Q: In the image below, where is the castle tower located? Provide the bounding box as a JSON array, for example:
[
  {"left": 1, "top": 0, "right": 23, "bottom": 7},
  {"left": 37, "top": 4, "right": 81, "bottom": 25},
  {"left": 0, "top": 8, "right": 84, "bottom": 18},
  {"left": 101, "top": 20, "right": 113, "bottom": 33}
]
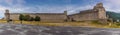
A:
[
  {"left": 64, "top": 10, "right": 68, "bottom": 21},
  {"left": 5, "top": 9, "right": 10, "bottom": 21},
  {"left": 97, "top": 3, "right": 106, "bottom": 19},
  {"left": 64, "top": 10, "right": 67, "bottom": 15},
  {"left": 94, "top": 3, "right": 107, "bottom": 23}
]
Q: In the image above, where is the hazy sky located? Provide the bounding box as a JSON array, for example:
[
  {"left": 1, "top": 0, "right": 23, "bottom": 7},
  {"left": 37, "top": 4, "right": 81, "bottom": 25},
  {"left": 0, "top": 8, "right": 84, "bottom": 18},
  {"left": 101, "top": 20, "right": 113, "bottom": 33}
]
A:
[{"left": 0, "top": 0, "right": 120, "bottom": 18}]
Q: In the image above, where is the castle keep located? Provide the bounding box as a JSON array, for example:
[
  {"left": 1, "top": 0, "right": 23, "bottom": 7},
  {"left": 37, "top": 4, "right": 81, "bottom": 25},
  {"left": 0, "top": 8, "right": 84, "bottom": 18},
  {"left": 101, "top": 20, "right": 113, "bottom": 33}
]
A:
[
  {"left": 68, "top": 3, "right": 107, "bottom": 23},
  {"left": 4, "top": 3, "right": 107, "bottom": 23}
]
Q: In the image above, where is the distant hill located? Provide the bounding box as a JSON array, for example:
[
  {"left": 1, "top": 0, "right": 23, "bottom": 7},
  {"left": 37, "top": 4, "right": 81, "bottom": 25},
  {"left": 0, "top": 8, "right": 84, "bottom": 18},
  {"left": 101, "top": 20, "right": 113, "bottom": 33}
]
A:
[{"left": 106, "top": 11, "right": 120, "bottom": 21}]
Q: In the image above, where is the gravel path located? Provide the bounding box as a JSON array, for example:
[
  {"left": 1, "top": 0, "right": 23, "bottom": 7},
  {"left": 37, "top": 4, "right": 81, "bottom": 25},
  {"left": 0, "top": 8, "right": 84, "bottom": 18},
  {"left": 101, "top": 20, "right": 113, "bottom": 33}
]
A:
[{"left": 0, "top": 24, "right": 119, "bottom": 35}]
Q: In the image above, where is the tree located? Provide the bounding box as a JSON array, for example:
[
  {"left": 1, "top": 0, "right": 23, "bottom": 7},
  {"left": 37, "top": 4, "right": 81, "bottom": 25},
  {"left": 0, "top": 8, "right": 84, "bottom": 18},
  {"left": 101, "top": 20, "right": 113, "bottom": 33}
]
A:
[
  {"left": 24, "top": 15, "right": 31, "bottom": 21},
  {"left": 30, "top": 17, "right": 34, "bottom": 21},
  {"left": 19, "top": 14, "right": 24, "bottom": 24},
  {"left": 34, "top": 16, "right": 40, "bottom": 21},
  {"left": 19, "top": 14, "right": 24, "bottom": 20}
]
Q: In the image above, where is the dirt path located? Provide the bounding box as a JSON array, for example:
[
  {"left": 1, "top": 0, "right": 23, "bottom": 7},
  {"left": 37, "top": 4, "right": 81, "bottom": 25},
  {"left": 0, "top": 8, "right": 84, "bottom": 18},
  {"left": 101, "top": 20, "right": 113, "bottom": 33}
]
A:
[{"left": 0, "top": 24, "right": 119, "bottom": 35}]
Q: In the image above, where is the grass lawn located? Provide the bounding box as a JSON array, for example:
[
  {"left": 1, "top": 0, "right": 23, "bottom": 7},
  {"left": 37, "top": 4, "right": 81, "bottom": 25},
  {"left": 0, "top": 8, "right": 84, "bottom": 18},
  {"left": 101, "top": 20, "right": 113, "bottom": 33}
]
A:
[{"left": 0, "top": 20, "right": 120, "bottom": 28}]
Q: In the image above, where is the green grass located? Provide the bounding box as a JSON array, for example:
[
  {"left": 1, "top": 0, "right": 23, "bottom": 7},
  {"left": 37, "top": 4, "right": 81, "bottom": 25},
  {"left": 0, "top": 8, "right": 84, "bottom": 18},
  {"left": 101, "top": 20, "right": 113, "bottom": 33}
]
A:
[{"left": 0, "top": 20, "right": 120, "bottom": 28}]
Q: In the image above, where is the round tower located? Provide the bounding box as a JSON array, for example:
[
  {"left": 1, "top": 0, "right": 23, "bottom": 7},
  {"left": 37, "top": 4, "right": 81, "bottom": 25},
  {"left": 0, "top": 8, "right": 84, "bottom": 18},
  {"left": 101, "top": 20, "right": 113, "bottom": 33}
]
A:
[
  {"left": 93, "top": 3, "right": 104, "bottom": 11},
  {"left": 96, "top": 3, "right": 106, "bottom": 19},
  {"left": 96, "top": 3, "right": 103, "bottom": 8},
  {"left": 64, "top": 10, "right": 67, "bottom": 15},
  {"left": 5, "top": 9, "right": 10, "bottom": 21},
  {"left": 64, "top": 10, "right": 68, "bottom": 22},
  {"left": 95, "top": 3, "right": 107, "bottom": 23}
]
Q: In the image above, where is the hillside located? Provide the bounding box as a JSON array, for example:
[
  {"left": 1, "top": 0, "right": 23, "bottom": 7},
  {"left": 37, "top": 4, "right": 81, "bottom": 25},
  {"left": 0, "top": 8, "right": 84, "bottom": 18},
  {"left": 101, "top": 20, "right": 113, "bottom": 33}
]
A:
[{"left": 106, "top": 11, "right": 120, "bottom": 21}]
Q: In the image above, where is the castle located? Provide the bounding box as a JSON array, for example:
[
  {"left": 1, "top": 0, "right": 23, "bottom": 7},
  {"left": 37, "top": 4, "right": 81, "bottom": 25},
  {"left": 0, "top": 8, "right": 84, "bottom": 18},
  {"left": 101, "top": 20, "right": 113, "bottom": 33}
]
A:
[
  {"left": 68, "top": 3, "right": 107, "bottom": 23},
  {"left": 4, "top": 3, "right": 107, "bottom": 23},
  {"left": 4, "top": 10, "right": 67, "bottom": 22}
]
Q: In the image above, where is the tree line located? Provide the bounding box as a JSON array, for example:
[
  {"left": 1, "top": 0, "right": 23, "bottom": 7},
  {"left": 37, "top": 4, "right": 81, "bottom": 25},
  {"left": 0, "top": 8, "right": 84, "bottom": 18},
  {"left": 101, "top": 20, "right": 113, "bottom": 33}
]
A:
[{"left": 19, "top": 14, "right": 40, "bottom": 21}]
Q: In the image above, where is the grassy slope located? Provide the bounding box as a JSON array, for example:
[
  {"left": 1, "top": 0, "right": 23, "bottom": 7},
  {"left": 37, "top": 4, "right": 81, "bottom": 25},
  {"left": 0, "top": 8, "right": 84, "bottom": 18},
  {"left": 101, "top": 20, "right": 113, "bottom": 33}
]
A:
[
  {"left": 2, "top": 21, "right": 118, "bottom": 28},
  {"left": 106, "top": 11, "right": 120, "bottom": 21}
]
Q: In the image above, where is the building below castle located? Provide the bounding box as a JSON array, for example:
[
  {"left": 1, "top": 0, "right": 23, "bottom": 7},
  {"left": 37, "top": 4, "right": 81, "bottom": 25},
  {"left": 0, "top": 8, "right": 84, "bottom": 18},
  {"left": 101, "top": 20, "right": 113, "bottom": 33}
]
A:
[{"left": 3, "top": 3, "right": 107, "bottom": 23}]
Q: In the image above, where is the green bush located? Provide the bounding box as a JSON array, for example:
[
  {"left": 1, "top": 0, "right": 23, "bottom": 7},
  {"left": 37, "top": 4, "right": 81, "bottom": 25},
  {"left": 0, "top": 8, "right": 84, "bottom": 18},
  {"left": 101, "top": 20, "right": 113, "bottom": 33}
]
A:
[
  {"left": 19, "top": 14, "right": 24, "bottom": 21},
  {"left": 24, "top": 15, "right": 31, "bottom": 21},
  {"left": 116, "top": 23, "right": 120, "bottom": 26},
  {"left": 34, "top": 16, "right": 40, "bottom": 21},
  {"left": 19, "top": 14, "right": 41, "bottom": 21},
  {"left": 92, "top": 20, "right": 101, "bottom": 24},
  {"left": 30, "top": 17, "right": 34, "bottom": 21}
]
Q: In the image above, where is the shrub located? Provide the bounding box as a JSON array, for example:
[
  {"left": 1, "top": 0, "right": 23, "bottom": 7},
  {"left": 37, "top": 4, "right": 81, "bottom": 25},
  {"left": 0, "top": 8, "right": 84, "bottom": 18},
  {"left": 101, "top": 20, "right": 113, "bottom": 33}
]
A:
[
  {"left": 92, "top": 20, "right": 101, "bottom": 24},
  {"left": 116, "top": 23, "right": 120, "bottom": 26},
  {"left": 34, "top": 16, "right": 40, "bottom": 21},
  {"left": 19, "top": 14, "right": 41, "bottom": 21},
  {"left": 19, "top": 14, "right": 24, "bottom": 21},
  {"left": 30, "top": 17, "right": 34, "bottom": 21},
  {"left": 24, "top": 15, "right": 31, "bottom": 21}
]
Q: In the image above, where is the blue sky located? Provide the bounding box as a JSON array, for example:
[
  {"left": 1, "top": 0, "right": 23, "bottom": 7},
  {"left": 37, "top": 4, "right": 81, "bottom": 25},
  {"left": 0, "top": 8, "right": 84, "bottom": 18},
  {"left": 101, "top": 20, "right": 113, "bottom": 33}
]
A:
[{"left": 0, "top": 0, "right": 120, "bottom": 18}]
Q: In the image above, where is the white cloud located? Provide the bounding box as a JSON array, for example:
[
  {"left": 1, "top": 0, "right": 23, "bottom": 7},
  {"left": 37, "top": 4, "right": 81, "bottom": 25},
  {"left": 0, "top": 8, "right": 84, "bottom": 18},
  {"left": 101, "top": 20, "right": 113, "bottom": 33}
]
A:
[
  {"left": 103, "top": 0, "right": 120, "bottom": 12},
  {"left": 0, "top": 0, "right": 26, "bottom": 19},
  {"left": 0, "top": 0, "right": 96, "bottom": 19},
  {"left": 67, "top": 5, "right": 94, "bottom": 14},
  {"left": 0, "top": 0, "right": 26, "bottom": 12},
  {"left": 1, "top": 0, "right": 120, "bottom": 19},
  {"left": 104, "top": 0, "right": 120, "bottom": 5},
  {"left": 4, "top": 0, "right": 25, "bottom": 6}
]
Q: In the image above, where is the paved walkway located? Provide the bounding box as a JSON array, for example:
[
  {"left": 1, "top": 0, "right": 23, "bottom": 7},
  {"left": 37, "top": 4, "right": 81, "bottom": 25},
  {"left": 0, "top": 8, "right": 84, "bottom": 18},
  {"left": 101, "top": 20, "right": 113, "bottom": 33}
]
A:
[{"left": 0, "top": 24, "right": 120, "bottom": 35}]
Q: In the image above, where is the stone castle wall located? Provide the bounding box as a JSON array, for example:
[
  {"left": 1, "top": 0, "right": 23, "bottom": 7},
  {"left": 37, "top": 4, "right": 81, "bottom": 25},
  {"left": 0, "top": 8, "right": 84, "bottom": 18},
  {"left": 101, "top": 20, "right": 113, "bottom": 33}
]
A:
[
  {"left": 69, "top": 10, "right": 99, "bottom": 21},
  {"left": 4, "top": 3, "right": 107, "bottom": 23},
  {"left": 80, "top": 12, "right": 98, "bottom": 21},
  {"left": 8, "top": 13, "right": 67, "bottom": 22},
  {"left": 68, "top": 3, "right": 107, "bottom": 22},
  {"left": 9, "top": 14, "right": 19, "bottom": 20}
]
